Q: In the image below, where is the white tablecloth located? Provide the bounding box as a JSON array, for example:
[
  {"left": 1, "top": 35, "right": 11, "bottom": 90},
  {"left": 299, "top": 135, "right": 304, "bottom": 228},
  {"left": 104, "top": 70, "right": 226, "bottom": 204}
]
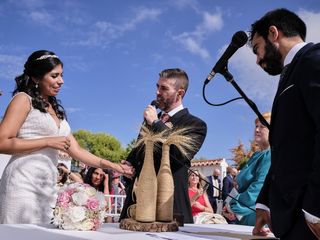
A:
[{"left": 0, "top": 223, "right": 277, "bottom": 240}]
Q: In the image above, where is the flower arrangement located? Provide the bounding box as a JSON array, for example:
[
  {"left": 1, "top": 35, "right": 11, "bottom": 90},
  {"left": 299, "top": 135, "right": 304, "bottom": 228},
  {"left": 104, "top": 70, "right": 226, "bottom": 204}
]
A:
[{"left": 53, "top": 182, "right": 106, "bottom": 231}]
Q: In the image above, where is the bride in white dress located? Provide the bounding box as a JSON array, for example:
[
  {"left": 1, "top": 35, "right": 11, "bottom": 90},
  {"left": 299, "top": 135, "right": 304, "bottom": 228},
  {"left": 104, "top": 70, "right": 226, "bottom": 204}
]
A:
[{"left": 0, "top": 50, "right": 134, "bottom": 224}]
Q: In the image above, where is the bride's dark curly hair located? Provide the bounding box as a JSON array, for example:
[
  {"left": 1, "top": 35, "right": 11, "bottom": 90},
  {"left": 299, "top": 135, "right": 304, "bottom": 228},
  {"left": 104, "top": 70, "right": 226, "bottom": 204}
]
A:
[{"left": 13, "top": 50, "right": 66, "bottom": 120}]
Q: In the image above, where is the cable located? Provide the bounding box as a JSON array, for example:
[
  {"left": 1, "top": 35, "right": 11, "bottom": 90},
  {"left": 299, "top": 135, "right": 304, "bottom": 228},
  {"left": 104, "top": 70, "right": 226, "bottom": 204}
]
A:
[{"left": 202, "top": 81, "right": 243, "bottom": 107}]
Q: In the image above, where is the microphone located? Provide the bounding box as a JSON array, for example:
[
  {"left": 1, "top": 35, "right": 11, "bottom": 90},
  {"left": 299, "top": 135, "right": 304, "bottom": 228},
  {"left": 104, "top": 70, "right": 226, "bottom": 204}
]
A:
[
  {"left": 143, "top": 100, "right": 159, "bottom": 126},
  {"left": 205, "top": 31, "right": 248, "bottom": 84},
  {"left": 150, "top": 100, "right": 159, "bottom": 109}
]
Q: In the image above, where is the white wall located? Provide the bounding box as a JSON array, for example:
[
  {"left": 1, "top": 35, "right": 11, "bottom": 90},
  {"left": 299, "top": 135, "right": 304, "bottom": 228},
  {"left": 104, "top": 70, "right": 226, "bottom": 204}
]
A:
[
  {"left": 0, "top": 154, "right": 10, "bottom": 179},
  {"left": 192, "top": 158, "right": 228, "bottom": 181}
]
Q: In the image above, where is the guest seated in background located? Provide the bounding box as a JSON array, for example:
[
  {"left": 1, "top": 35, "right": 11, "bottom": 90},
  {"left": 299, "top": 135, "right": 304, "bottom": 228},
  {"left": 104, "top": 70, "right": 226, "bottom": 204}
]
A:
[
  {"left": 105, "top": 171, "right": 126, "bottom": 223},
  {"left": 109, "top": 171, "right": 126, "bottom": 196},
  {"left": 188, "top": 169, "right": 227, "bottom": 224},
  {"left": 188, "top": 169, "right": 213, "bottom": 217},
  {"left": 56, "top": 162, "right": 83, "bottom": 187},
  {"left": 222, "top": 112, "right": 271, "bottom": 226},
  {"left": 82, "top": 167, "right": 110, "bottom": 195}
]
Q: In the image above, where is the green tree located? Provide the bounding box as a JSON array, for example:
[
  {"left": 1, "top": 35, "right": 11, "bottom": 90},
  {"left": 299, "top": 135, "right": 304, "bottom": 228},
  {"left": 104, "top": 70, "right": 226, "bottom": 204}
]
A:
[
  {"left": 124, "top": 138, "right": 137, "bottom": 157},
  {"left": 73, "top": 129, "right": 128, "bottom": 162}
]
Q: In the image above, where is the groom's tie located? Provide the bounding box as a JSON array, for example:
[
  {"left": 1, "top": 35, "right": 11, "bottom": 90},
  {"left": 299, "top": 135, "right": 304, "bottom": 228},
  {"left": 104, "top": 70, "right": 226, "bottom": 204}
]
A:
[{"left": 160, "top": 113, "right": 170, "bottom": 123}]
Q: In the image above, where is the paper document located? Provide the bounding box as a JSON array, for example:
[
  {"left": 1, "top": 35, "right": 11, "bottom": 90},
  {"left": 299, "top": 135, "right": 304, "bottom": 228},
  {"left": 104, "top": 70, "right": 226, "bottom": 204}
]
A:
[{"left": 224, "top": 188, "right": 243, "bottom": 221}]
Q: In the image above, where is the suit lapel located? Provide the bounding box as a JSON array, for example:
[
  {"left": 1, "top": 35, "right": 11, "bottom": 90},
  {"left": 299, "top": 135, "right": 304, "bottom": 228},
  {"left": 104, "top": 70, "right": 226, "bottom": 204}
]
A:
[
  {"left": 270, "top": 43, "right": 314, "bottom": 139},
  {"left": 170, "top": 108, "right": 189, "bottom": 126}
]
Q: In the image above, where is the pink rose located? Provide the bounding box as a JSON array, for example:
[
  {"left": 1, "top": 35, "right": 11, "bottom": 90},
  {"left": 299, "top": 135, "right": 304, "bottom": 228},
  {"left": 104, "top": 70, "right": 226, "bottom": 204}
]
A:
[
  {"left": 86, "top": 197, "right": 99, "bottom": 211},
  {"left": 66, "top": 188, "right": 76, "bottom": 196},
  {"left": 58, "top": 192, "right": 70, "bottom": 207},
  {"left": 92, "top": 218, "right": 101, "bottom": 231}
]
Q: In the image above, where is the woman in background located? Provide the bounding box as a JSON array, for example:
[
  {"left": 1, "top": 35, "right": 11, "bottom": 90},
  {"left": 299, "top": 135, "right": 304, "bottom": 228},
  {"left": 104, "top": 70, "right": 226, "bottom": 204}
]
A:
[
  {"left": 188, "top": 170, "right": 213, "bottom": 216},
  {"left": 188, "top": 169, "right": 227, "bottom": 224},
  {"left": 223, "top": 112, "right": 271, "bottom": 226},
  {"left": 56, "top": 162, "right": 83, "bottom": 187},
  {"left": 83, "top": 167, "right": 110, "bottom": 194}
]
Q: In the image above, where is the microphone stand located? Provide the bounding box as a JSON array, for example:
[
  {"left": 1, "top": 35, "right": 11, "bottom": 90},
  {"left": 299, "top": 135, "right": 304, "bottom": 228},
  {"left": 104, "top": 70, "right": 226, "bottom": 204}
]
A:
[{"left": 211, "top": 65, "right": 270, "bottom": 129}]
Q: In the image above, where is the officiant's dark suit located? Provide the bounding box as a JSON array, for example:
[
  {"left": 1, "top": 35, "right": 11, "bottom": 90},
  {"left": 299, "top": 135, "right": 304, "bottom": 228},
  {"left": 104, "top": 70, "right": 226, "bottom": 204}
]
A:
[
  {"left": 250, "top": 9, "right": 320, "bottom": 239},
  {"left": 119, "top": 68, "right": 207, "bottom": 224}
]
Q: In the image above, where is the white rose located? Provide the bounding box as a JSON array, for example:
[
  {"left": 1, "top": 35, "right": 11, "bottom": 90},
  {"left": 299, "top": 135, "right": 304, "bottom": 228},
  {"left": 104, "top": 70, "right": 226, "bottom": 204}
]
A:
[
  {"left": 99, "top": 211, "right": 106, "bottom": 221},
  {"left": 96, "top": 192, "right": 106, "bottom": 209},
  {"left": 61, "top": 216, "right": 76, "bottom": 230},
  {"left": 85, "top": 187, "right": 96, "bottom": 197},
  {"left": 79, "top": 219, "right": 95, "bottom": 231},
  {"left": 72, "top": 192, "right": 89, "bottom": 206},
  {"left": 68, "top": 206, "right": 86, "bottom": 223},
  {"left": 53, "top": 207, "right": 64, "bottom": 226}
]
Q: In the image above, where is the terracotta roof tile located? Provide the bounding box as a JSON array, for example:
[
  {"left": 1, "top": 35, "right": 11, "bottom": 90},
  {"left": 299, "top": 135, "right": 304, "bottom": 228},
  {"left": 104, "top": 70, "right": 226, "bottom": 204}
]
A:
[{"left": 191, "top": 158, "right": 224, "bottom": 167}]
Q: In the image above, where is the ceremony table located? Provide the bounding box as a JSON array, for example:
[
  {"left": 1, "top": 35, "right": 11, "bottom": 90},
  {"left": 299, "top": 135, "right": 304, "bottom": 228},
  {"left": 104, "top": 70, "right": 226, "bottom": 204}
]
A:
[{"left": 0, "top": 223, "right": 277, "bottom": 240}]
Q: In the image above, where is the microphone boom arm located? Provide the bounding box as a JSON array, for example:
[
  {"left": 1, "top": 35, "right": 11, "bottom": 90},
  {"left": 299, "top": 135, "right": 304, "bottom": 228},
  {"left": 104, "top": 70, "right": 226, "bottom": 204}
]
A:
[{"left": 220, "top": 67, "right": 270, "bottom": 129}]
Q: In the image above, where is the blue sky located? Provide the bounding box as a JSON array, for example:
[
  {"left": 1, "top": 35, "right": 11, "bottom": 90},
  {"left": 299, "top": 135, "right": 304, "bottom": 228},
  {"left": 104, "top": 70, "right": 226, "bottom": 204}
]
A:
[{"left": 0, "top": 0, "right": 319, "bottom": 160}]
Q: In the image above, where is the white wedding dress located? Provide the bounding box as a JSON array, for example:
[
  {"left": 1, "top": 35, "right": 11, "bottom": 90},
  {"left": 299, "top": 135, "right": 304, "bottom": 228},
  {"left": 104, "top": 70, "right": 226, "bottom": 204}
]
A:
[{"left": 0, "top": 93, "right": 71, "bottom": 223}]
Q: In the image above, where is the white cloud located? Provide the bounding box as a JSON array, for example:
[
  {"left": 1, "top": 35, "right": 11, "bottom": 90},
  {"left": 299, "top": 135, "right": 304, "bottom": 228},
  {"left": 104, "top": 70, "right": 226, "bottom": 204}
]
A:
[
  {"left": 132, "top": 7, "right": 161, "bottom": 25},
  {"left": 173, "top": 11, "right": 223, "bottom": 59},
  {"left": 0, "top": 54, "right": 25, "bottom": 81},
  {"left": 29, "top": 10, "right": 53, "bottom": 26},
  {"left": 75, "top": 7, "right": 162, "bottom": 47},
  {"left": 230, "top": 45, "right": 278, "bottom": 108},
  {"left": 65, "top": 107, "right": 82, "bottom": 114},
  {"left": 194, "top": 11, "right": 223, "bottom": 37},
  {"left": 63, "top": 55, "right": 89, "bottom": 73},
  {"left": 170, "top": 0, "right": 199, "bottom": 10},
  {"left": 6, "top": 0, "right": 86, "bottom": 32},
  {"left": 299, "top": 10, "right": 320, "bottom": 42},
  {"left": 175, "top": 37, "right": 210, "bottom": 59},
  {"left": 8, "top": 0, "right": 44, "bottom": 9}
]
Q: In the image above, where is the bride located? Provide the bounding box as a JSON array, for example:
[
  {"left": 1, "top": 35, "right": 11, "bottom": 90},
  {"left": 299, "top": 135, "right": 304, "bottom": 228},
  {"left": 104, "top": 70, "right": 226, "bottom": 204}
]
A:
[{"left": 0, "top": 50, "right": 134, "bottom": 224}]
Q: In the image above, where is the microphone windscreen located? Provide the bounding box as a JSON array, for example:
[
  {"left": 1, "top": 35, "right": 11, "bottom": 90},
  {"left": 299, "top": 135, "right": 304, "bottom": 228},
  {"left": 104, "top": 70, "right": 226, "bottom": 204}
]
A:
[{"left": 231, "top": 31, "right": 248, "bottom": 48}]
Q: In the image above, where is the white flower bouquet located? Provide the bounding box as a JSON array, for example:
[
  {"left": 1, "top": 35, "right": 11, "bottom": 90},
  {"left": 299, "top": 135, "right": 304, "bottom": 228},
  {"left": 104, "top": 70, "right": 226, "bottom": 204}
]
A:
[{"left": 53, "top": 182, "right": 106, "bottom": 231}]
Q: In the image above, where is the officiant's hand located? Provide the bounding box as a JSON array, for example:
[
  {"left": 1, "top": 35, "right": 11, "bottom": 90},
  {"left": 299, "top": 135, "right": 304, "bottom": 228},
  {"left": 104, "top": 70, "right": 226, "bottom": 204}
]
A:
[{"left": 252, "top": 209, "right": 272, "bottom": 236}]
